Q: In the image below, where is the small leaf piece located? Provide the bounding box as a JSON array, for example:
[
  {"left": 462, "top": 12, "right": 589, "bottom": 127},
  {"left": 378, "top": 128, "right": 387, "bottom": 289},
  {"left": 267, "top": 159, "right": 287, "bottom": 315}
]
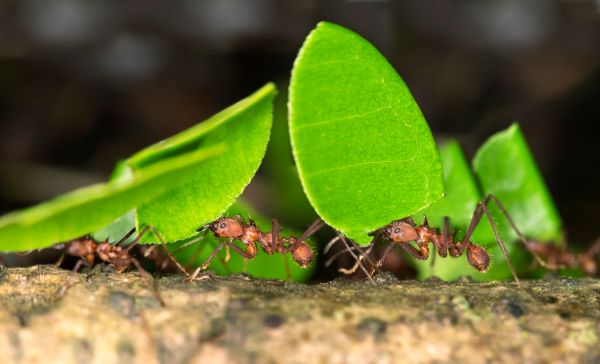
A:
[
  {"left": 473, "top": 123, "right": 562, "bottom": 243},
  {"left": 0, "top": 145, "right": 224, "bottom": 251},
  {"left": 289, "top": 22, "right": 444, "bottom": 244},
  {"left": 130, "top": 84, "right": 276, "bottom": 242}
]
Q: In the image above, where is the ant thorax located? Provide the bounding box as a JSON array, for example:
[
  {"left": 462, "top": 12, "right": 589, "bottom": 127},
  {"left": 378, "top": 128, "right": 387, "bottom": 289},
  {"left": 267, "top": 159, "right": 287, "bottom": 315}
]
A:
[
  {"left": 241, "top": 225, "right": 261, "bottom": 246},
  {"left": 415, "top": 225, "right": 439, "bottom": 245},
  {"left": 257, "top": 232, "right": 275, "bottom": 254}
]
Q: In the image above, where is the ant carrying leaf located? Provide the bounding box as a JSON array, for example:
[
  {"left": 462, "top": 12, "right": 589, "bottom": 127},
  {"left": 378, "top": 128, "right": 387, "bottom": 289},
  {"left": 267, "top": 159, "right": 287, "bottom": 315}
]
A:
[
  {"left": 326, "top": 194, "right": 600, "bottom": 285},
  {"left": 54, "top": 226, "right": 185, "bottom": 306},
  {"left": 182, "top": 216, "right": 324, "bottom": 281}
]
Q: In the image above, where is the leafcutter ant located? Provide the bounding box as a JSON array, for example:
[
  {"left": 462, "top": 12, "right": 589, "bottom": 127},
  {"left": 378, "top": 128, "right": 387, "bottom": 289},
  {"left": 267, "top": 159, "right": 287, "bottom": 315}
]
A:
[
  {"left": 55, "top": 225, "right": 185, "bottom": 306},
  {"left": 325, "top": 194, "right": 597, "bottom": 285},
  {"left": 185, "top": 216, "right": 324, "bottom": 281}
]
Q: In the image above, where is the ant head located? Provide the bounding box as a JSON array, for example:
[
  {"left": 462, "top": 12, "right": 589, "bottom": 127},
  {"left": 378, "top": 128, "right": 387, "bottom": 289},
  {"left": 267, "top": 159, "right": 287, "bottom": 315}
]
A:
[
  {"left": 291, "top": 242, "right": 313, "bottom": 268},
  {"left": 210, "top": 218, "right": 244, "bottom": 238},
  {"left": 467, "top": 244, "right": 490, "bottom": 272},
  {"left": 384, "top": 220, "right": 418, "bottom": 243}
]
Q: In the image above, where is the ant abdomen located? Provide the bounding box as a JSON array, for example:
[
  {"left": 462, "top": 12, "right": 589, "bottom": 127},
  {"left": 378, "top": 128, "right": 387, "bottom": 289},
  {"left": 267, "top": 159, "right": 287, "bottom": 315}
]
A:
[
  {"left": 466, "top": 244, "right": 490, "bottom": 272},
  {"left": 291, "top": 241, "right": 313, "bottom": 268}
]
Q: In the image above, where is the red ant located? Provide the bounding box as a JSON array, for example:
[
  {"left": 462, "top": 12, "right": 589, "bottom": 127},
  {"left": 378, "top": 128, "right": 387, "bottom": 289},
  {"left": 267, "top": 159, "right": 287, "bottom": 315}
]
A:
[
  {"left": 186, "top": 216, "right": 324, "bottom": 281},
  {"left": 521, "top": 236, "right": 600, "bottom": 276},
  {"left": 326, "top": 194, "right": 600, "bottom": 284},
  {"left": 55, "top": 226, "right": 186, "bottom": 306}
]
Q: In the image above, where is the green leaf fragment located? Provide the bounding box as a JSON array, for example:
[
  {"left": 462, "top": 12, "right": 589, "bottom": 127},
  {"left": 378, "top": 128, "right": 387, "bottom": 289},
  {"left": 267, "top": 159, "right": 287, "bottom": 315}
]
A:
[
  {"left": 473, "top": 123, "right": 562, "bottom": 243},
  {"left": 289, "top": 22, "right": 444, "bottom": 244},
  {"left": 129, "top": 83, "right": 277, "bottom": 243},
  {"left": 0, "top": 145, "right": 224, "bottom": 251}
]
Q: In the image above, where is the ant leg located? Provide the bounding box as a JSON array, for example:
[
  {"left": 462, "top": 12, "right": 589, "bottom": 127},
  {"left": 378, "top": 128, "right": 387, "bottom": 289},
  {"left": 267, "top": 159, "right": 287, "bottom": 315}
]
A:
[
  {"left": 187, "top": 240, "right": 227, "bottom": 281},
  {"left": 225, "top": 241, "right": 256, "bottom": 260},
  {"left": 149, "top": 229, "right": 211, "bottom": 258},
  {"left": 337, "top": 244, "right": 376, "bottom": 274},
  {"left": 147, "top": 226, "right": 190, "bottom": 276},
  {"left": 484, "top": 194, "right": 552, "bottom": 268},
  {"left": 339, "top": 240, "right": 380, "bottom": 275},
  {"left": 58, "top": 259, "right": 86, "bottom": 298},
  {"left": 473, "top": 201, "right": 520, "bottom": 286},
  {"left": 399, "top": 242, "right": 430, "bottom": 260},
  {"left": 135, "top": 226, "right": 190, "bottom": 277},
  {"left": 115, "top": 227, "right": 137, "bottom": 247},
  {"left": 324, "top": 242, "right": 364, "bottom": 267},
  {"left": 130, "top": 257, "right": 165, "bottom": 307},
  {"left": 347, "top": 238, "right": 379, "bottom": 269},
  {"left": 584, "top": 236, "right": 600, "bottom": 258},
  {"left": 282, "top": 254, "right": 293, "bottom": 281},
  {"left": 441, "top": 217, "right": 450, "bottom": 257},
  {"left": 271, "top": 219, "right": 292, "bottom": 280},
  {"left": 297, "top": 218, "right": 326, "bottom": 245},
  {"left": 323, "top": 236, "right": 340, "bottom": 255},
  {"left": 369, "top": 241, "right": 395, "bottom": 276},
  {"left": 224, "top": 245, "right": 231, "bottom": 263},
  {"left": 182, "top": 230, "right": 212, "bottom": 268},
  {"left": 188, "top": 237, "right": 232, "bottom": 274},
  {"left": 429, "top": 217, "right": 451, "bottom": 274},
  {"left": 272, "top": 218, "right": 281, "bottom": 253},
  {"left": 335, "top": 231, "right": 375, "bottom": 284},
  {"left": 54, "top": 252, "right": 66, "bottom": 268}
]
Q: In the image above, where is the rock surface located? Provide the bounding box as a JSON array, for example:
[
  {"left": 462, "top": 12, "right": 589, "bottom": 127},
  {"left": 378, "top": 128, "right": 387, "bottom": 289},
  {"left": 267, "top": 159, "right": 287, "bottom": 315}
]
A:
[{"left": 0, "top": 266, "right": 599, "bottom": 364}]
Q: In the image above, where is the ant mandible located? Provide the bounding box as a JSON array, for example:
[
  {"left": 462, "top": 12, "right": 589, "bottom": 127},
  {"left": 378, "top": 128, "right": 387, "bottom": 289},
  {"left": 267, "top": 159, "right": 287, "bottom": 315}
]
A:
[
  {"left": 327, "top": 194, "right": 599, "bottom": 285},
  {"left": 185, "top": 216, "right": 324, "bottom": 281}
]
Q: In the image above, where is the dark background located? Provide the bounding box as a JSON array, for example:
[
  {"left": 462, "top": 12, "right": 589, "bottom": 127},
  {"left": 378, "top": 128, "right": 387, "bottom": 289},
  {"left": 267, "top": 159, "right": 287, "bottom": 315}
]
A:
[{"left": 1, "top": 0, "right": 599, "bottom": 251}]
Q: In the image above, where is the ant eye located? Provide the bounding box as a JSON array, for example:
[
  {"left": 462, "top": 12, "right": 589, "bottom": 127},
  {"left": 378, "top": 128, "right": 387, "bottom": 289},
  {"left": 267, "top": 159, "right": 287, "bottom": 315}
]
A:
[
  {"left": 220, "top": 223, "right": 226, "bottom": 229},
  {"left": 394, "top": 228, "right": 401, "bottom": 234}
]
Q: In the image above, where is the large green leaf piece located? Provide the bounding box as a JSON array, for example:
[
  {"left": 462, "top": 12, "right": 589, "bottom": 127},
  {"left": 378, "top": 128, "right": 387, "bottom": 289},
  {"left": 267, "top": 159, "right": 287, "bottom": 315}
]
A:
[
  {"left": 0, "top": 146, "right": 224, "bottom": 251},
  {"left": 473, "top": 123, "right": 562, "bottom": 243},
  {"left": 128, "top": 83, "right": 276, "bottom": 242},
  {"left": 172, "top": 202, "right": 316, "bottom": 282},
  {"left": 289, "top": 22, "right": 444, "bottom": 244}
]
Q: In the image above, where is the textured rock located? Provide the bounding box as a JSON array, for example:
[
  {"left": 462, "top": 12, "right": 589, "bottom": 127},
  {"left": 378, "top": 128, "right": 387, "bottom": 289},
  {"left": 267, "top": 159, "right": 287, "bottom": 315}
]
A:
[{"left": 0, "top": 266, "right": 599, "bottom": 364}]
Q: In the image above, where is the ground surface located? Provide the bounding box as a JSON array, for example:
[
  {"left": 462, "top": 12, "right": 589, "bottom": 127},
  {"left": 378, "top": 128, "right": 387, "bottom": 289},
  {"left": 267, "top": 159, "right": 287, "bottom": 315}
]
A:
[{"left": 0, "top": 266, "right": 599, "bottom": 364}]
